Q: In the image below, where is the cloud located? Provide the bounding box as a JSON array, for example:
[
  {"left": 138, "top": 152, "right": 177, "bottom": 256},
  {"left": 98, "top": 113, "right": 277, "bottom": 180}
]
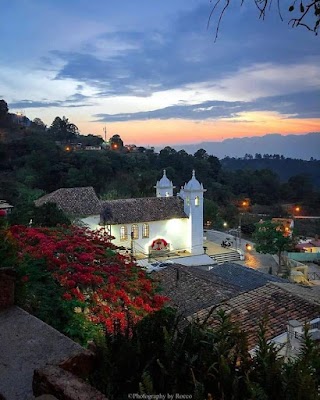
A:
[
  {"left": 94, "top": 89, "right": 320, "bottom": 122},
  {"left": 9, "top": 92, "right": 95, "bottom": 110}
]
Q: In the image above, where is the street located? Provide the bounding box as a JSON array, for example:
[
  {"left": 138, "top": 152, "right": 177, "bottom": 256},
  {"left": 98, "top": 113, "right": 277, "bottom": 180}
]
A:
[{"left": 204, "top": 229, "right": 279, "bottom": 273}]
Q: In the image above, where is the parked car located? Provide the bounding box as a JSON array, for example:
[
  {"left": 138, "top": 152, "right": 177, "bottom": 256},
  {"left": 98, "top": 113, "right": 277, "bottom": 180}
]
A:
[{"left": 145, "top": 260, "right": 174, "bottom": 273}]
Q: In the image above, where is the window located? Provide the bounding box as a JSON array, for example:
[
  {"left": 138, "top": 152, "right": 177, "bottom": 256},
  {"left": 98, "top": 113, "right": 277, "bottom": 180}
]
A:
[
  {"left": 131, "top": 224, "right": 139, "bottom": 239},
  {"left": 195, "top": 196, "right": 200, "bottom": 206},
  {"left": 186, "top": 197, "right": 190, "bottom": 206},
  {"left": 120, "top": 226, "right": 128, "bottom": 241},
  {"left": 142, "top": 223, "right": 149, "bottom": 238}
]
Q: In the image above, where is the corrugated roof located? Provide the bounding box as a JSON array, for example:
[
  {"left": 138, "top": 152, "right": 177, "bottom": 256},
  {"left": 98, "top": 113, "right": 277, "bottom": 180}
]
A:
[
  {"left": 207, "top": 263, "right": 288, "bottom": 291},
  {"left": 101, "top": 196, "right": 187, "bottom": 224},
  {"left": 35, "top": 187, "right": 102, "bottom": 217}
]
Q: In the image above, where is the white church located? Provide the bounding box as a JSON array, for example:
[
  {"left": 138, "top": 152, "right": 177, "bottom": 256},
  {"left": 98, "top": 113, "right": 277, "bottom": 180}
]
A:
[{"left": 35, "top": 170, "right": 206, "bottom": 257}]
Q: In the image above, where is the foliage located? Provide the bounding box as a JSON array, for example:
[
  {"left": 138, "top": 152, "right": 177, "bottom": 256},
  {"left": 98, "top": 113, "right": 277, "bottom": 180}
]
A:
[
  {"left": 91, "top": 308, "right": 320, "bottom": 399},
  {"left": 8, "top": 202, "right": 70, "bottom": 227},
  {"left": 0, "top": 220, "right": 17, "bottom": 268},
  {"left": 9, "top": 225, "right": 167, "bottom": 343},
  {"left": 208, "top": 0, "right": 320, "bottom": 40},
  {"left": 32, "top": 203, "right": 71, "bottom": 227},
  {"left": 48, "top": 116, "right": 79, "bottom": 141},
  {"left": 91, "top": 309, "right": 251, "bottom": 399},
  {"left": 252, "top": 220, "right": 296, "bottom": 268}
]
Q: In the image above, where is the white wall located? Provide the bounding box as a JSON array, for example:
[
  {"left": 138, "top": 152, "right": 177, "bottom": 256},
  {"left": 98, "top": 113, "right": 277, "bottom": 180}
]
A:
[{"left": 80, "top": 216, "right": 190, "bottom": 256}]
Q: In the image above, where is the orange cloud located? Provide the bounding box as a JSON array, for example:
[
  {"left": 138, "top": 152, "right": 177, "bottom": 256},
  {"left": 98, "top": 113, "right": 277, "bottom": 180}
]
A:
[{"left": 78, "top": 112, "right": 320, "bottom": 146}]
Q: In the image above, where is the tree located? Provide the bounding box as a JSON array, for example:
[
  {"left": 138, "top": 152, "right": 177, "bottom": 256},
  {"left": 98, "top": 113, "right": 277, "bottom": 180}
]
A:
[
  {"left": 31, "top": 118, "right": 47, "bottom": 132},
  {"left": 0, "top": 99, "right": 9, "bottom": 127},
  {"left": 194, "top": 148, "right": 208, "bottom": 160},
  {"left": 209, "top": 0, "right": 320, "bottom": 40},
  {"left": 252, "top": 220, "right": 296, "bottom": 271},
  {"left": 0, "top": 99, "right": 8, "bottom": 119},
  {"left": 48, "top": 116, "right": 79, "bottom": 141},
  {"left": 109, "top": 134, "right": 123, "bottom": 151}
]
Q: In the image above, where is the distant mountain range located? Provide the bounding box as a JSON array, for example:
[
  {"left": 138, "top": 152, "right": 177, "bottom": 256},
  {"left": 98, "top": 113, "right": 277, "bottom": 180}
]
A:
[{"left": 172, "top": 133, "right": 320, "bottom": 160}]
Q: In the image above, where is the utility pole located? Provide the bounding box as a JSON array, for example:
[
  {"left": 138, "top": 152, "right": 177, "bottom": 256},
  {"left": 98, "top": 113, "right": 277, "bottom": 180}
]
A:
[
  {"left": 238, "top": 213, "right": 242, "bottom": 249},
  {"left": 130, "top": 231, "right": 134, "bottom": 263}
]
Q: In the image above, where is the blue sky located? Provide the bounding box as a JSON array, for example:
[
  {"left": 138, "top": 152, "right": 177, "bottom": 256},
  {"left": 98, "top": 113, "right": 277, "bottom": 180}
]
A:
[{"left": 1, "top": 0, "right": 319, "bottom": 145}]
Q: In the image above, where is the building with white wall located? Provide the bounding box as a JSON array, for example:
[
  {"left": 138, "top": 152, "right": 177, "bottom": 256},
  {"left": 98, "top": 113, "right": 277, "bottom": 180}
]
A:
[{"left": 35, "top": 170, "right": 206, "bottom": 257}]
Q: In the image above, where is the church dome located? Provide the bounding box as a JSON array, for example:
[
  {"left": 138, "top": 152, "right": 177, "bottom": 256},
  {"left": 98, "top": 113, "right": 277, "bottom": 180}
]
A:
[
  {"left": 157, "top": 170, "right": 173, "bottom": 188},
  {"left": 185, "top": 170, "right": 202, "bottom": 191}
]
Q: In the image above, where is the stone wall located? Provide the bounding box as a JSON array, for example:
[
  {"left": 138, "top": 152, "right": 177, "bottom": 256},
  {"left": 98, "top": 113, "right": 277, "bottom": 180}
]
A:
[
  {"left": 33, "top": 365, "right": 107, "bottom": 400},
  {"left": 0, "top": 268, "right": 15, "bottom": 310},
  {"left": 33, "top": 350, "right": 108, "bottom": 400}
]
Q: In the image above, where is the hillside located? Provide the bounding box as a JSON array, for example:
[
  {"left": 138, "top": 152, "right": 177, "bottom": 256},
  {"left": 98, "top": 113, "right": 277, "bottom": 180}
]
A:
[
  {"left": 173, "top": 133, "right": 320, "bottom": 160},
  {"left": 220, "top": 157, "right": 320, "bottom": 188}
]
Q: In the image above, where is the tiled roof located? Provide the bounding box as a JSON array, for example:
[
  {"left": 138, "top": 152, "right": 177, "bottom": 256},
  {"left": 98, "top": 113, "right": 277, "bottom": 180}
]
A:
[
  {"left": 295, "top": 243, "right": 313, "bottom": 249},
  {"left": 207, "top": 263, "right": 288, "bottom": 291},
  {"left": 273, "top": 282, "right": 320, "bottom": 306},
  {"left": 192, "top": 283, "right": 320, "bottom": 349},
  {"left": 101, "top": 196, "right": 187, "bottom": 224},
  {"left": 35, "top": 187, "right": 102, "bottom": 217},
  {"left": 152, "top": 265, "right": 241, "bottom": 316}
]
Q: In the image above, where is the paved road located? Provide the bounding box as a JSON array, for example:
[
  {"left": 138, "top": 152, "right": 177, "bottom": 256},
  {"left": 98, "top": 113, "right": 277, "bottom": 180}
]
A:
[{"left": 204, "top": 229, "right": 278, "bottom": 273}]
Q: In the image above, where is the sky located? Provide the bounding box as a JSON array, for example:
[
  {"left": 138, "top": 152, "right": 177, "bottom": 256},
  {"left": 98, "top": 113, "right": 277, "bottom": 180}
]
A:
[{"left": 1, "top": 0, "right": 319, "bottom": 147}]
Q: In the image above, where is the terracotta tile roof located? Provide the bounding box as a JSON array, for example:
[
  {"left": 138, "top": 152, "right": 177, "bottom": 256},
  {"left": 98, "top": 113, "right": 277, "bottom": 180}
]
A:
[
  {"left": 192, "top": 283, "right": 320, "bottom": 349},
  {"left": 101, "top": 196, "right": 187, "bottom": 224},
  {"left": 152, "top": 265, "right": 241, "bottom": 316},
  {"left": 35, "top": 187, "right": 102, "bottom": 217},
  {"left": 273, "top": 282, "right": 320, "bottom": 306}
]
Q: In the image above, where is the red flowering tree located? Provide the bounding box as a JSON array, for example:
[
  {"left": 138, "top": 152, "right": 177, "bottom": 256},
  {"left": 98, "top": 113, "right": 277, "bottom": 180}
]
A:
[{"left": 10, "top": 225, "right": 168, "bottom": 338}]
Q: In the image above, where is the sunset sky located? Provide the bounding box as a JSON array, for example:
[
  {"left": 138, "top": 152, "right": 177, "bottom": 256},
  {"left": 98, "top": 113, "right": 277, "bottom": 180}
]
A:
[{"left": 1, "top": 0, "right": 319, "bottom": 146}]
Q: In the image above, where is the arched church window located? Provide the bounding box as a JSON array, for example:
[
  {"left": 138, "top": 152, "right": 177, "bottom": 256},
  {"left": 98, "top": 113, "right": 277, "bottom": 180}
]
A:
[
  {"left": 142, "top": 223, "right": 149, "bottom": 238},
  {"left": 186, "top": 197, "right": 190, "bottom": 206},
  {"left": 120, "top": 226, "right": 128, "bottom": 241},
  {"left": 195, "top": 196, "right": 200, "bottom": 206},
  {"left": 131, "top": 224, "right": 139, "bottom": 239}
]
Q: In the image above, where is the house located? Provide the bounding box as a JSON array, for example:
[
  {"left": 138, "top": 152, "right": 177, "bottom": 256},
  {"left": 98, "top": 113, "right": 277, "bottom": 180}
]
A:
[
  {"left": 34, "top": 170, "right": 207, "bottom": 257},
  {"left": 271, "top": 217, "right": 294, "bottom": 237},
  {"left": 0, "top": 200, "right": 14, "bottom": 216},
  {"left": 295, "top": 238, "right": 320, "bottom": 254},
  {"left": 153, "top": 263, "right": 320, "bottom": 351}
]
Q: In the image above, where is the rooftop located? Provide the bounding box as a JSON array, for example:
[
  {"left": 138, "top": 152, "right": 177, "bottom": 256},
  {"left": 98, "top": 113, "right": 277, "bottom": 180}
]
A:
[
  {"left": 152, "top": 264, "right": 241, "bottom": 316},
  {"left": 35, "top": 187, "right": 102, "bottom": 217},
  {"left": 192, "top": 283, "right": 320, "bottom": 349},
  {"left": 101, "top": 196, "right": 187, "bottom": 224},
  {"left": 206, "top": 263, "right": 288, "bottom": 292}
]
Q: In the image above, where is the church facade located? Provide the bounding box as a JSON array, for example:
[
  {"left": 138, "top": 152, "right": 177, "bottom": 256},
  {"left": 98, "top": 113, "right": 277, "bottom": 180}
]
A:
[
  {"left": 35, "top": 170, "right": 206, "bottom": 257},
  {"left": 82, "top": 170, "right": 206, "bottom": 256}
]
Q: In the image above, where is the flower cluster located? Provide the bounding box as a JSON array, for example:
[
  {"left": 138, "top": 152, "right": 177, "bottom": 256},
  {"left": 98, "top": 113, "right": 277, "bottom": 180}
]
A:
[{"left": 10, "top": 225, "right": 168, "bottom": 334}]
